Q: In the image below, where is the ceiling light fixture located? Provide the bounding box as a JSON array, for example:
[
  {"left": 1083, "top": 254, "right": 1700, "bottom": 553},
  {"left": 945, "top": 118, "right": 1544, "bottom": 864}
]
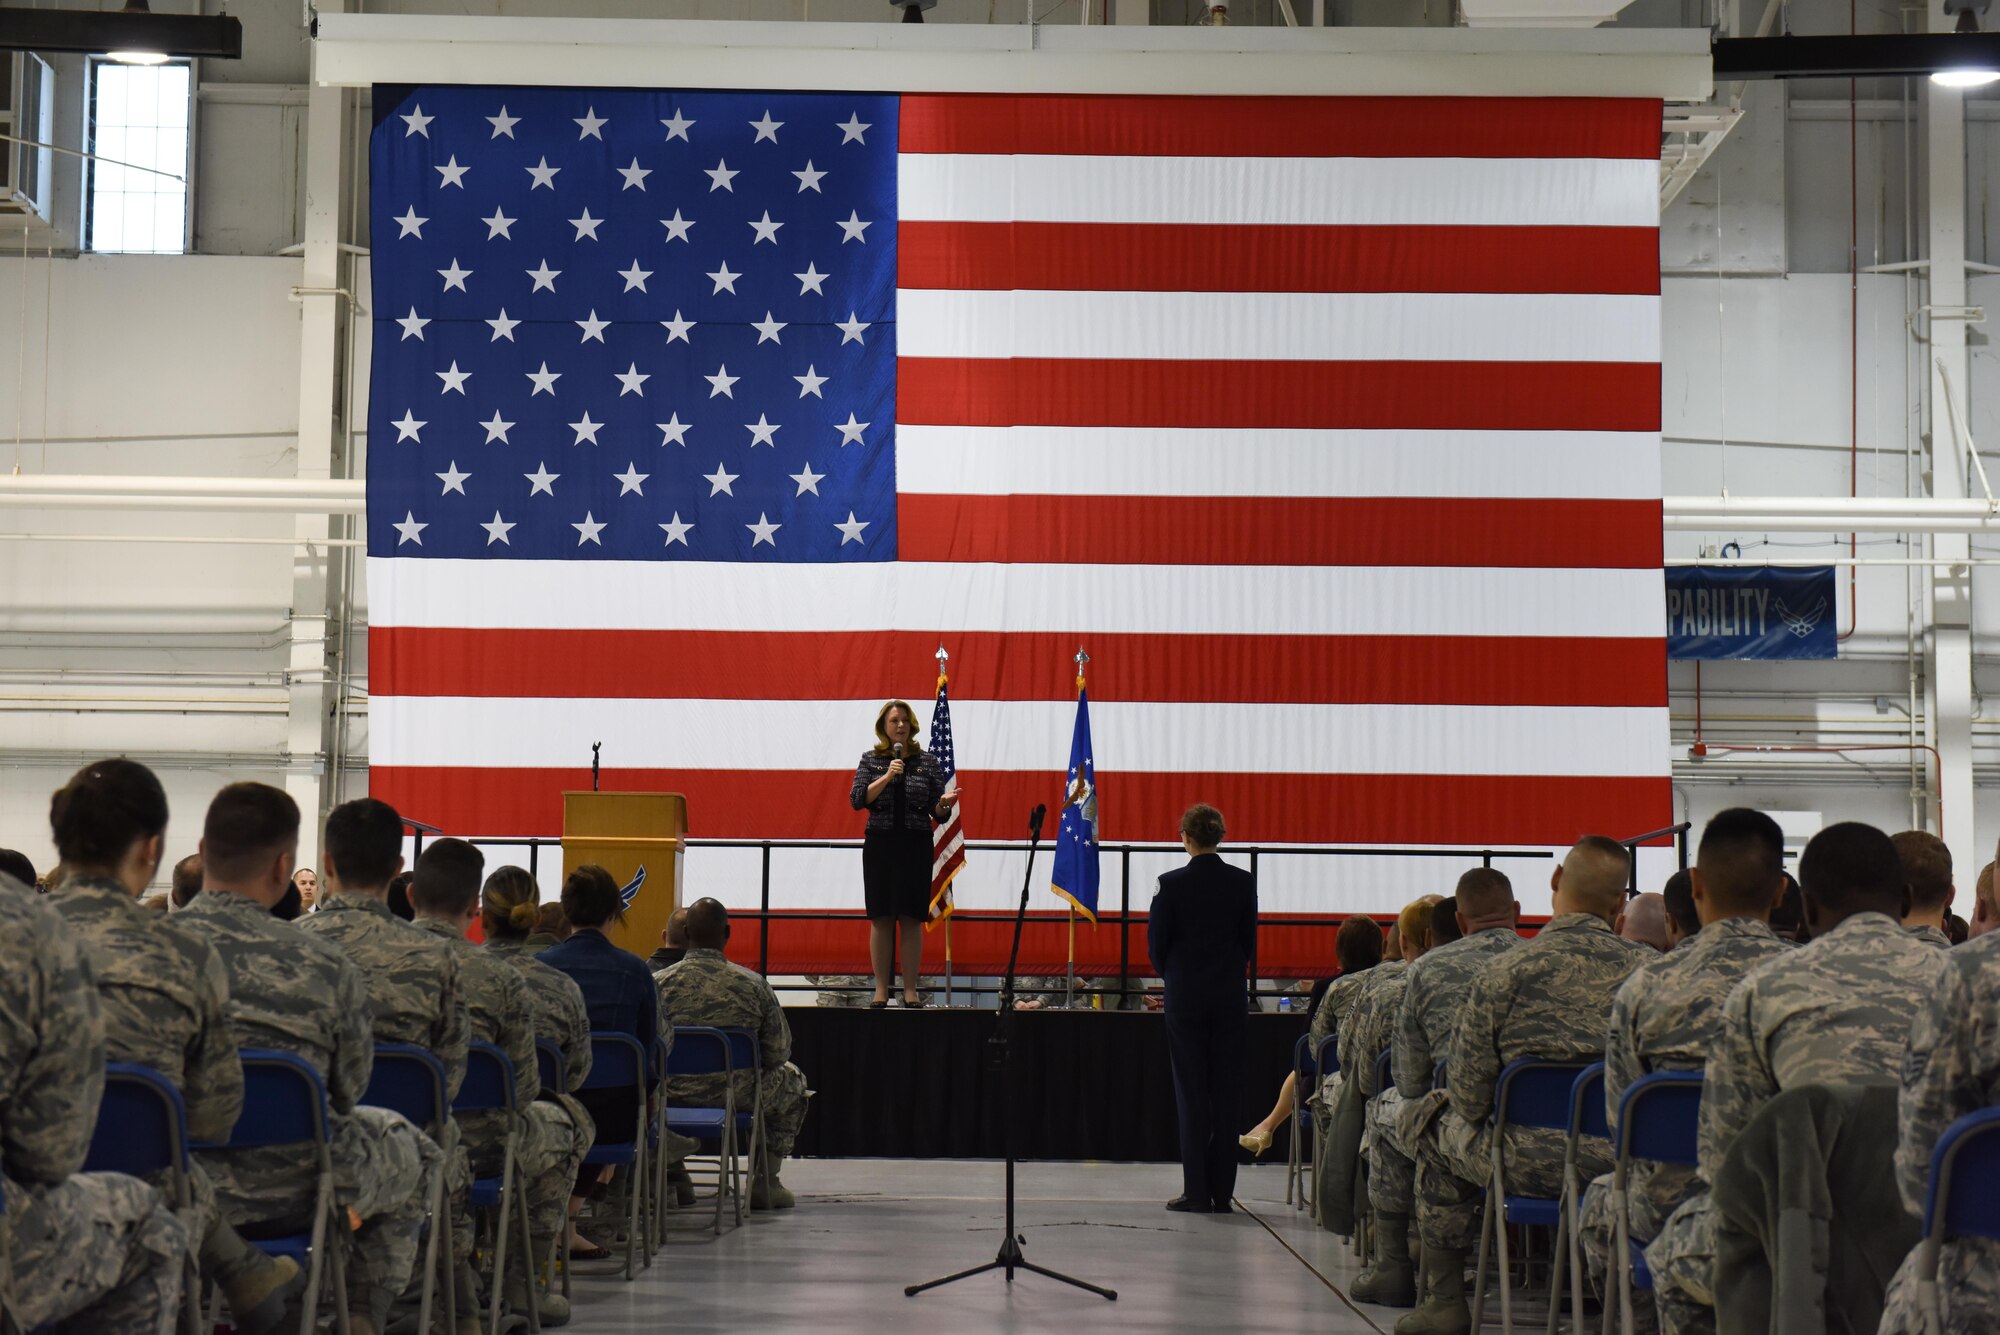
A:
[{"left": 0, "top": 0, "right": 243, "bottom": 61}]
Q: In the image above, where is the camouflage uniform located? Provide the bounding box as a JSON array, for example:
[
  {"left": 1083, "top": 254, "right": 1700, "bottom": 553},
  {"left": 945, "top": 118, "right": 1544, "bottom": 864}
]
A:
[
  {"left": 483, "top": 937, "right": 598, "bottom": 1192},
  {"left": 1879, "top": 930, "right": 2000, "bottom": 1335},
  {"left": 299, "top": 893, "right": 470, "bottom": 1100},
  {"left": 0, "top": 875, "right": 187, "bottom": 1335},
  {"left": 1576, "top": 917, "right": 1792, "bottom": 1322},
  {"left": 1646, "top": 911, "right": 1953, "bottom": 1335},
  {"left": 654, "top": 949, "right": 812, "bottom": 1157},
  {"left": 1309, "top": 969, "right": 1377, "bottom": 1061},
  {"left": 807, "top": 975, "right": 875, "bottom": 1008},
  {"left": 1908, "top": 923, "right": 1953, "bottom": 951},
  {"left": 180, "top": 890, "right": 438, "bottom": 1316},
  {"left": 1413, "top": 914, "right": 1644, "bottom": 1253},
  {"left": 1374, "top": 931, "right": 1521, "bottom": 1220},
  {"left": 1338, "top": 962, "right": 1410, "bottom": 1200},
  {"left": 411, "top": 918, "right": 588, "bottom": 1275},
  {"left": 47, "top": 876, "right": 245, "bottom": 1276}
]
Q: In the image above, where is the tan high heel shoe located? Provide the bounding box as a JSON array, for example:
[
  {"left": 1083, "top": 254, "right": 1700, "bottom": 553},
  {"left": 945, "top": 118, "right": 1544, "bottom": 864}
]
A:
[{"left": 1238, "top": 1128, "right": 1274, "bottom": 1157}]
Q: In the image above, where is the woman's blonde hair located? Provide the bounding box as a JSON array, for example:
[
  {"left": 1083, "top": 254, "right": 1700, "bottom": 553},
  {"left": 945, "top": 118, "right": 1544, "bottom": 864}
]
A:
[
  {"left": 872, "top": 699, "right": 926, "bottom": 756},
  {"left": 1397, "top": 894, "right": 1443, "bottom": 955},
  {"left": 481, "top": 864, "right": 541, "bottom": 940}
]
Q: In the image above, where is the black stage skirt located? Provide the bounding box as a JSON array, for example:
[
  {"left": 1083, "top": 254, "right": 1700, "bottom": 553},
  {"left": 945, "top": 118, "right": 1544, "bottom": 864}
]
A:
[{"left": 863, "top": 826, "right": 933, "bottom": 922}]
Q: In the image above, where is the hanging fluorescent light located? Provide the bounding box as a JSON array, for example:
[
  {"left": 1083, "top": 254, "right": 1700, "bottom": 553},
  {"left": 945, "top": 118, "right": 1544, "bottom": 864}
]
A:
[
  {"left": 0, "top": 0, "right": 242, "bottom": 61},
  {"left": 1933, "top": 6, "right": 2000, "bottom": 84}
]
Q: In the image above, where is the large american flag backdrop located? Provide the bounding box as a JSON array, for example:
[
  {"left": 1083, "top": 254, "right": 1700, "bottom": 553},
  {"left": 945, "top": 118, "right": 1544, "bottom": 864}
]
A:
[{"left": 365, "top": 85, "right": 1671, "bottom": 975}]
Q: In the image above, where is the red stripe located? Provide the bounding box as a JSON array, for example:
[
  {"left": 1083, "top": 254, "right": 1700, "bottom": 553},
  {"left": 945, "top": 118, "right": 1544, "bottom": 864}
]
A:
[
  {"left": 898, "top": 94, "right": 1662, "bottom": 160},
  {"left": 367, "top": 629, "right": 1667, "bottom": 707},
  {"left": 368, "top": 767, "right": 1671, "bottom": 847},
  {"left": 896, "top": 495, "right": 1662, "bottom": 568},
  {"left": 898, "top": 222, "right": 1661, "bottom": 296},
  {"left": 898, "top": 358, "right": 1661, "bottom": 431}
]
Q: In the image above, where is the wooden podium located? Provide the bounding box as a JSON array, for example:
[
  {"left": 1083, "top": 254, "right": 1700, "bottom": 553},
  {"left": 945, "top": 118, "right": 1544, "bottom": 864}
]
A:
[{"left": 561, "top": 791, "right": 687, "bottom": 958}]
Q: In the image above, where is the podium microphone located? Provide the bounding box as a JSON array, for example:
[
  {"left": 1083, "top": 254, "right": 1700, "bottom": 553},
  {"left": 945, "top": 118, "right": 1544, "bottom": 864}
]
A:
[{"left": 1028, "top": 803, "right": 1047, "bottom": 838}]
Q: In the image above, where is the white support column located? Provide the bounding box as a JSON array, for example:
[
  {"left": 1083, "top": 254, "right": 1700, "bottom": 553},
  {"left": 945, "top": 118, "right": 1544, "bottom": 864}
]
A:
[
  {"left": 1926, "top": 16, "right": 1977, "bottom": 870},
  {"left": 287, "top": 5, "right": 348, "bottom": 870}
]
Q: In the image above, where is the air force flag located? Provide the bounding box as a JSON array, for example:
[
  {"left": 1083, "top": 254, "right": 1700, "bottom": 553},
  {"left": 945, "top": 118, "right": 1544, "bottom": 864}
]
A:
[{"left": 1050, "top": 684, "right": 1100, "bottom": 922}]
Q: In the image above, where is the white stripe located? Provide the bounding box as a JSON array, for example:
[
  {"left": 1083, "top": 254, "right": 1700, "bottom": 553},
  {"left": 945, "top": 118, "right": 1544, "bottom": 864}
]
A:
[
  {"left": 897, "top": 154, "right": 1659, "bottom": 228},
  {"left": 369, "top": 696, "right": 1671, "bottom": 777},
  {"left": 895, "top": 427, "right": 1662, "bottom": 501},
  {"left": 368, "top": 558, "right": 1667, "bottom": 638},
  {"left": 895, "top": 290, "right": 1660, "bottom": 365}
]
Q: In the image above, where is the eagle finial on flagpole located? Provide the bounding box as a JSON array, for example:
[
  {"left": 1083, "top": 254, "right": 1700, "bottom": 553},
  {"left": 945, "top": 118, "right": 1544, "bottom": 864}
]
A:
[
  {"left": 936, "top": 642, "right": 950, "bottom": 688},
  {"left": 1074, "top": 646, "right": 1089, "bottom": 691}
]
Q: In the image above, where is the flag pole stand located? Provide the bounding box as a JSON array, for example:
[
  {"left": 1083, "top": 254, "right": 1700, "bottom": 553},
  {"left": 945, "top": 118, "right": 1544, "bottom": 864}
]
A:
[
  {"left": 905, "top": 802, "right": 1117, "bottom": 1303},
  {"left": 1065, "top": 906, "right": 1076, "bottom": 1009}
]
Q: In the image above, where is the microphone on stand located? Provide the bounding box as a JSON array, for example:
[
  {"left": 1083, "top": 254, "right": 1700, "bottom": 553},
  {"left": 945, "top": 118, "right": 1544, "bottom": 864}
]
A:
[
  {"left": 891, "top": 742, "right": 907, "bottom": 820},
  {"left": 1028, "top": 803, "right": 1047, "bottom": 839}
]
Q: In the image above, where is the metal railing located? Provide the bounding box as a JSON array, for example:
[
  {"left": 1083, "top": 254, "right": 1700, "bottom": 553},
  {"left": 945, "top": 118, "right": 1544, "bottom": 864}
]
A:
[{"left": 414, "top": 826, "right": 1575, "bottom": 1005}]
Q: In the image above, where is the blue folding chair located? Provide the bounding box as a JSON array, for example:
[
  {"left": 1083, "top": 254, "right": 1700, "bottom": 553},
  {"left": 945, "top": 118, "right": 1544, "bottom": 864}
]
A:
[
  {"left": 580, "top": 1033, "right": 649, "bottom": 1279},
  {"left": 1609, "top": 1072, "right": 1703, "bottom": 1335},
  {"left": 1912, "top": 1105, "right": 2000, "bottom": 1332},
  {"left": 724, "top": 1027, "right": 766, "bottom": 1194},
  {"left": 85, "top": 1063, "right": 202, "bottom": 1335},
  {"left": 535, "top": 1039, "right": 567, "bottom": 1096},
  {"left": 452, "top": 1041, "right": 539, "bottom": 1335},
  {"left": 1287, "top": 1034, "right": 1319, "bottom": 1209},
  {"left": 1305, "top": 1032, "right": 1341, "bottom": 1224},
  {"left": 206, "top": 1050, "right": 349, "bottom": 1335},
  {"left": 361, "top": 1044, "right": 453, "bottom": 1335},
  {"left": 1469, "top": 1059, "right": 1595, "bottom": 1335},
  {"left": 1545, "top": 1063, "right": 1608, "bottom": 1335},
  {"left": 663, "top": 1027, "right": 739, "bottom": 1234}
]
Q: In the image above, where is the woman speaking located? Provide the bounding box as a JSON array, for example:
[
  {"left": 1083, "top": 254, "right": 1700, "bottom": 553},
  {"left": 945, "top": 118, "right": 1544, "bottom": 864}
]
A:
[{"left": 849, "top": 699, "right": 960, "bottom": 1008}]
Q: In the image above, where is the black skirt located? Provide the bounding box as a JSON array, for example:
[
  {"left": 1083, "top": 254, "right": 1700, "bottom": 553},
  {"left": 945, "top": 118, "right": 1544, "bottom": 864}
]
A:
[{"left": 863, "top": 827, "right": 933, "bottom": 922}]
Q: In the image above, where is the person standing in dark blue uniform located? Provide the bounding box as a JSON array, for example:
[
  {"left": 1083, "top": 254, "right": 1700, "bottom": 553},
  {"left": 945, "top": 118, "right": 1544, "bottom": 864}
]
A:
[{"left": 1148, "top": 803, "right": 1258, "bottom": 1214}]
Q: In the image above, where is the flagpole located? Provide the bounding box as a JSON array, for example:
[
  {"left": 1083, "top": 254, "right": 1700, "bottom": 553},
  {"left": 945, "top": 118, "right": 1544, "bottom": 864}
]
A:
[
  {"left": 1066, "top": 647, "right": 1088, "bottom": 1009},
  {"left": 937, "top": 643, "right": 953, "bottom": 1008}
]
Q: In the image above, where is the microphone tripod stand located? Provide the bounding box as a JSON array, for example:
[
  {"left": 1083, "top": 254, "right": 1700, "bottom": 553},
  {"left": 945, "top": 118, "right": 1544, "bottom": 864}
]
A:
[{"left": 905, "top": 802, "right": 1118, "bottom": 1302}]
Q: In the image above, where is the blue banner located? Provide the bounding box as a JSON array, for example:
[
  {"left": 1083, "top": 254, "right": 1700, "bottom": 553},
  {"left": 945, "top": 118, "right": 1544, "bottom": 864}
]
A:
[{"left": 1666, "top": 566, "right": 1837, "bottom": 660}]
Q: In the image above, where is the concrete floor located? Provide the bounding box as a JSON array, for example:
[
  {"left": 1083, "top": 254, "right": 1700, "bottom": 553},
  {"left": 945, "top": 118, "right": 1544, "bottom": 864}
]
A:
[{"left": 562, "top": 1158, "right": 1408, "bottom": 1333}]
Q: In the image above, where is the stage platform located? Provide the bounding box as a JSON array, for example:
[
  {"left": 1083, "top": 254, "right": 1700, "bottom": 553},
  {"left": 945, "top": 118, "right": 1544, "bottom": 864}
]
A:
[{"left": 785, "top": 1007, "right": 1307, "bottom": 1162}]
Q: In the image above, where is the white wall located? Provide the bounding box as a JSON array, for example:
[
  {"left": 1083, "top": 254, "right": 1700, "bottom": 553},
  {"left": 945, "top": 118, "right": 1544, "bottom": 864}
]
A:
[{"left": 7, "top": 0, "right": 2000, "bottom": 900}]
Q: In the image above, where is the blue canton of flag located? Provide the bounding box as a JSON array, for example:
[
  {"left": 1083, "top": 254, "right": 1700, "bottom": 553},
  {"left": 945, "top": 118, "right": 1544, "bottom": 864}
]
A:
[
  {"left": 367, "top": 86, "right": 898, "bottom": 562},
  {"left": 1049, "top": 685, "right": 1099, "bottom": 922}
]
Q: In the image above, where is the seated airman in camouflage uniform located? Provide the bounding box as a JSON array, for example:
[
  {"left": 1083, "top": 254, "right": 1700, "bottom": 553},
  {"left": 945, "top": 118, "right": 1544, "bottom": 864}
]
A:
[
  {"left": 1879, "top": 905, "right": 2000, "bottom": 1335},
  {"left": 1353, "top": 871, "right": 1521, "bottom": 1310},
  {"left": 1576, "top": 810, "right": 1792, "bottom": 1331},
  {"left": 0, "top": 868, "right": 187, "bottom": 1335},
  {"left": 1894, "top": 829, "right": 1957, "bottom": 951},
  {"left": 298, "top": 798, "right": 472, "bottom": 1330},
  {"left": 409, "top": 840, "right": 588, "bottom": 1326},
  {"left": 654, "top": 898, "right": 813, "bottom": 1210},
  {"left": 1399, "top": 838, "right": 1648, "bottom": 1335},
  {"left": 1646, "top": 822, "right": 1954, "bottom": 1335},
  {"left": 44, "top": 759, "right": 301, "bottom": 1334},
  {"left": 181, "top": 784, "right": 438, "bottom": 1335}
]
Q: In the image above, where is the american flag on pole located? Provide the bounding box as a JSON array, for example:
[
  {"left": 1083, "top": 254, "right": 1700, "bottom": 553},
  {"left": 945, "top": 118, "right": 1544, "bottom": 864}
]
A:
[
  {"left": 925, "top": 663, "right": 963, "bottom": 929},
  {"left": 365, "top": 87, "right": 1670, "bottom": 972}
]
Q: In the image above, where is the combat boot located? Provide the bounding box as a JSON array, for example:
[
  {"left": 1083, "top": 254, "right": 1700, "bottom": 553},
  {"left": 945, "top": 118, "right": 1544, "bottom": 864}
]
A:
[
  {"left": 750, "top": 1147, "right": 796, "bottom": 1210},
  {"left": 667, "top": 1162, "right": 698, "bottom": 1208},
  {"left": 1393, "top": 1245, "right": 1471, "bottom": 1335},
  {"left": 1350, "top": 1213, "right": 1416, "bottom": 1307},
  {"left": 222, "top": 1255, "right": 302, "bottom": 1335},
  {"left": 504, "top": 1273, "right": 570, "bottom": 1328}
]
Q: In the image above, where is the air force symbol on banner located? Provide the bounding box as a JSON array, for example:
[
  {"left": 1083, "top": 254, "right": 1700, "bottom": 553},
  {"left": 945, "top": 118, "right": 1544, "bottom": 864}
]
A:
[{"left": 1775, "top": 596, "right": 1828, "bottom": 638}]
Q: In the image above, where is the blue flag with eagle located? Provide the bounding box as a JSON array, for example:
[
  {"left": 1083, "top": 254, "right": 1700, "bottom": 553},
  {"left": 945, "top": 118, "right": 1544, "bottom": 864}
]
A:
[{"left": 1049, "top": 683, "right": 1099, "bottom": 921}]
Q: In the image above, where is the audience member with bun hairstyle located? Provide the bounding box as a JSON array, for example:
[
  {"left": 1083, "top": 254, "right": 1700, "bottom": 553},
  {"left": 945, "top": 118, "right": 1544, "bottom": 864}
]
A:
[{"left": 536, "top": 864, "right": 668, "bottom": 1259}]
